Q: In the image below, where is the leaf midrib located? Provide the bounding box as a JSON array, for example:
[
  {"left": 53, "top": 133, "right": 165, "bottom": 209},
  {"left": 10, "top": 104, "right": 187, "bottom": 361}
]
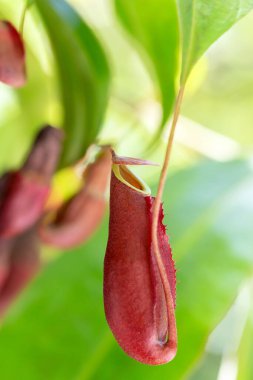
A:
[{"left": 181, "top": 0, "right": 197, "bottom": 83}]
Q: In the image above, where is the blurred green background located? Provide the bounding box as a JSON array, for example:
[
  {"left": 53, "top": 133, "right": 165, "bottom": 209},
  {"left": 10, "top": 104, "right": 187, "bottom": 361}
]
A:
[{"left": 0, "top": 0, "right": 253, "bottom": 379}]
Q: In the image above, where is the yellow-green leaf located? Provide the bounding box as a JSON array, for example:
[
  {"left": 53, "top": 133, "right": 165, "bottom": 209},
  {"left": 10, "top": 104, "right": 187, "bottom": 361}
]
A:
[{"left": 179, "top": 0, "right": 253, "bottom": 83}]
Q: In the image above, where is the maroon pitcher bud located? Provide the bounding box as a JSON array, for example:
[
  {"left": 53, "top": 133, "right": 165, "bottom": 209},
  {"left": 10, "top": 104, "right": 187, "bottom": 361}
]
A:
[
  {"left": 39, "top": 146, "right": 112, "bottom": 248},
  {"left": 103, "top": 152, "right": 177, "bottom": 365},
  {"left": 0, "top": 239, "right": 11, "bottom": 293},
  {"left": 22, "top": 126, "right": 64, "bottom": 180},
  {"left": 0, "top": 21, "right": 26, "bottom": 87},
  {"left": 0, "top": 175, "right": 12, "bottom": 291},
  {"left": 0, "top": 126, "right": 63, "bottom": 239},
  {"left": 0, "top": 228, "right": 40, "bottom": 316}
]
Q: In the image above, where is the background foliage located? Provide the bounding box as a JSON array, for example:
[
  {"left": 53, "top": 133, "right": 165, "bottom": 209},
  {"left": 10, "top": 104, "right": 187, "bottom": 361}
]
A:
[{"left": 0, "top": 0, "right": 253, "bottom": 379}]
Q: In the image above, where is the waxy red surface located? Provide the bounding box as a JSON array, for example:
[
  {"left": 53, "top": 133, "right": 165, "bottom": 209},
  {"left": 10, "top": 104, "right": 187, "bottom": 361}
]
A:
[{"left": 104, "top": 158, "right": 177, "bottom": 365}]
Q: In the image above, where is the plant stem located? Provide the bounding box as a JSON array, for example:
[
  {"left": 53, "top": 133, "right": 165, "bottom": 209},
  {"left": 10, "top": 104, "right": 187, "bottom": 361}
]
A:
[{"left": 151, "top": 86, "right": 184, "bottom": 348}]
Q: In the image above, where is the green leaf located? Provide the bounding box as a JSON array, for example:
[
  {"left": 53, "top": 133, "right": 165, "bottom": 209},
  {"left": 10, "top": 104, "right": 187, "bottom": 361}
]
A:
[
  {"left": 0, "top": 160, "right": 253, "bottom": 379},
  {"left": 114, "top": 0, "right": 180, "bottom": 135},
  {"left": 0, "top": 2, "right": 58, "bottom": 170},
  {"left": 188, "top": 352, "right": 222, "bottom": 380},
  {"left": 0, "top": 218, "right": 110, "bottom": 380},
  {"left": 237, "top": 284, "right": 253, "bottom": 380},
  {"left": 178, "top": 0, "right": 253, "bottom": 83},
  {"left": 36, "top": 0, "right": 111, "bottom": 167}
]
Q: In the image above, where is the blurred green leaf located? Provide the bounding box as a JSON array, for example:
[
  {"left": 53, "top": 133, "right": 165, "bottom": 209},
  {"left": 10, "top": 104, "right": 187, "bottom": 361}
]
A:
[
  {"left": 0, "top": 2, "right": 58, "bottom": 170},
  {"left": 0, "top": 160, "right": 253, "bottom": 379},
  {"left": 178, "top": 0, "right": 253, "bottom": 83},
  {"left": 0, "top": 56, "right": 56, "bottom": 171},
  {"left": 0, "top": 218, "right": 109, "bottom": 380},
  {"left": 237, "top": 283, "right": 253, "bottom": 380},
  {"left": 36, "top": 0, "right": 111, "bottom": 167},
  {"left": 188, "top": 352, "right": 222, "bottom": 380},
  {"left": 114, "top": 0, "right": 179, "bottom": 136}
]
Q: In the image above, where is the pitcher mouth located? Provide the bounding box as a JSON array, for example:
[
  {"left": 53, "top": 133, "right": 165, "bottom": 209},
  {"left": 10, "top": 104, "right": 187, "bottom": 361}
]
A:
[{"left": 112, "top": 164, "right": 151, "bottom": 195}]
